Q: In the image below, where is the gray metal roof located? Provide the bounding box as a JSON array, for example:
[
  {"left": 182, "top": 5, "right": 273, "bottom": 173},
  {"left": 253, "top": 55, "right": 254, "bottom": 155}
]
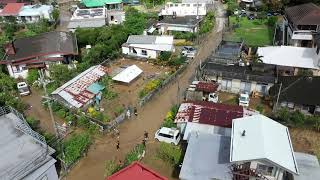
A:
[
  {"left": 0, "top": 107, "right": 55, "bottom": 180},
  {"left": 5, "top": 31, "right": 78, "bottom": 62},
  {"left": 126, "top": 35, "right": 157, "bottom": 44},
  {"left": 179, "top": 132, "right": 232, "bottom": 180},
  {"left": 67, "top": 18, "right": 106, "bottom": 29},
  {"left": 293, "top": 152, "right": 320, "bottom": 180}
]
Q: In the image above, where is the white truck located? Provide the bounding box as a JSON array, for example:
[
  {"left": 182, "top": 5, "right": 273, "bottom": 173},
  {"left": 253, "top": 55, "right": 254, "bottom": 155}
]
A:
[
  {"left": 239, "top": 93, "right": 250, "bottom": 107},
  {"left": 17, "top": 82, "right": 31, "bottom": 96}
]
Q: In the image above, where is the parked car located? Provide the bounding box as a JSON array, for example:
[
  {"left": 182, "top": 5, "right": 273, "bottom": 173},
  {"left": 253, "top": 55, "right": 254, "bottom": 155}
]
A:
[
  {"left": 239, "top": 93, "right": 250, "bottom": 107},
  {"left": 17, "top": 82, "right": 31, "bottom": 96},
  {"left": 181, "top": 46, "right": 197, "bottom": 59},
  {"left": 155, "top": 127, "right": 181, "bottom": 145},
  {"left": 208, "top": 92, "right": 219, "bottom": 103}
]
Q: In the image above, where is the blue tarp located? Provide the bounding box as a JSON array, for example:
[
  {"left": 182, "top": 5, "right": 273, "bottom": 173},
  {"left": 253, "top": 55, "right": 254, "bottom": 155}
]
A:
[{"left": 87, "top": 82, "right": 105, "bottom": 95}]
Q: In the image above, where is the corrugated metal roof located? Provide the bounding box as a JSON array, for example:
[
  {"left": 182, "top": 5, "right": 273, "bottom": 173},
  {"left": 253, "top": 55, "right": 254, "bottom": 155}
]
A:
[
  {"left": 0, "top": 3, "right": 24, "bottom": 16},
  {"left": 294, "top": 152, "right": 320, "bottom": 180},
  {"left": 52, "top": 65, "right": 108, "bottom": 108},
  {"left": 174, "top": 101, "right": 243, "bottom": 128},
  {"left": 285, "top": 3, "right": 320, "bottom": 25},
  {"left": 112, "top": 65, "right": 143, "bottom": 83},
  {"left": 230, "top": 115, "right": 299, "bottom": 175},
  {"left": 81, "top": 0, "right": 122, "bottom": 7},
  {"left": 195, "top": 81, "right": 219, "bottom": 93},
  {"left": 107, "top": 162, "right": 168, "bottom": 180},
  {"left": 179, "top": 133, "right": 232, "bottom": 180}
]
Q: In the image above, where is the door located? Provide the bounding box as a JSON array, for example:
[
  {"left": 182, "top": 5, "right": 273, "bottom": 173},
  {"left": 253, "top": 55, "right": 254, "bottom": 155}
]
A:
[{"left": 240, "top": 81, "right": 251, "bottom": 93}]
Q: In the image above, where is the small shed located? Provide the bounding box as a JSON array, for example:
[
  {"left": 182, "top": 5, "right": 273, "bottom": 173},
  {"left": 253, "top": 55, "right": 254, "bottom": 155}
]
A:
[{"left": 112, "top": 65, "right": 143, "bottom": 83}]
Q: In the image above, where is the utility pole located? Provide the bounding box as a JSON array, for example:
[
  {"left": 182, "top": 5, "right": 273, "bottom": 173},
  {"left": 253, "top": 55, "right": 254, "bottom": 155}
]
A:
[
  {"left": 39, "top": 69, "right": 67, "bottom": 175},
  {"left": 273, "top": 82, "right": 282, "bottom": 113}
]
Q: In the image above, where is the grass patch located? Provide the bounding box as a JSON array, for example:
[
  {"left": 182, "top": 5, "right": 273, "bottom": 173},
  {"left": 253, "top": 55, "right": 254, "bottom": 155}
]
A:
[{"left": 228, "top": 16, "right": 274, "bottom": 46}]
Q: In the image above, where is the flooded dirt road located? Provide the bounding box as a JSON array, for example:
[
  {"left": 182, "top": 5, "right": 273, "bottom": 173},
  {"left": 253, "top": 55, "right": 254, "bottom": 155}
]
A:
[{"left": 66, "top": 3, "right": 226, "bottom": 180}]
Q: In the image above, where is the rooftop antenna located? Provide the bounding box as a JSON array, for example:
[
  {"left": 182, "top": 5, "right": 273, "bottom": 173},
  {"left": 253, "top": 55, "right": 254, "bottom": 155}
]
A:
[{"left": 241, "top": 130, "right": 246, "bottom": 136}]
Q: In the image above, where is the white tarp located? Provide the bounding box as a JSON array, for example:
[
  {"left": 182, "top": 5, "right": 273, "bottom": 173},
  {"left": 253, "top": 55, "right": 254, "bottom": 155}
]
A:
[{"left": 112, "top": 65, "right": 143, "bottom": 83}]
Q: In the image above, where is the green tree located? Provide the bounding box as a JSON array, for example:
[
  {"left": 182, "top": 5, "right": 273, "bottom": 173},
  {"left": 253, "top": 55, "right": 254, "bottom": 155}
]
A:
[
  {"left": 26, "top": 69, "right": 39, "bottom": 84},
  {"left": 52, "top": 8, "right": 60, "bottom": 22},
  {"left": 49, "top": 64, "right": 77, "bottom": 86}
]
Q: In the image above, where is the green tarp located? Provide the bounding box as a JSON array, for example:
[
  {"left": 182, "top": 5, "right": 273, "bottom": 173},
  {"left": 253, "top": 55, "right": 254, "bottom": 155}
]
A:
[
  {"left": 81, "top": 0, "right": 122, "bottom": 7},
  {"left": 87, "top": 82, "right": 105, "bottom": 94}
]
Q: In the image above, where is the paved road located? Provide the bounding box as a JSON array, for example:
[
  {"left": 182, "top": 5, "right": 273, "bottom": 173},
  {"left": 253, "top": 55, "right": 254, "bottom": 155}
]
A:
[{"left": 66, "top": 3, "right": 226, "bottom": 180}]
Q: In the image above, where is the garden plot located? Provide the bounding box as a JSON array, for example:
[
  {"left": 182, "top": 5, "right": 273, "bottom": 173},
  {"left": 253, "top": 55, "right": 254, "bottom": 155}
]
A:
[{"left": 100, "top": 59, "right": 172, "bottom": 122}]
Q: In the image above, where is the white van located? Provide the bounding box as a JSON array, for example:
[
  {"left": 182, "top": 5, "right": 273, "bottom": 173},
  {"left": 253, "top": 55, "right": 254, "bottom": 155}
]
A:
[
  {"left": 155, "top": 127, "right": 181, "bottom": 145},
  {"left": 17, "top": 82, "right": 30, "bottom": 96}
]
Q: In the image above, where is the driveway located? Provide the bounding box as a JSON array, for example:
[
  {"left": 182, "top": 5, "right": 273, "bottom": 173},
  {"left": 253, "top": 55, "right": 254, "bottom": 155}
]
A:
[{"left": 66, "top": 2, "right": 226, "bottom": 180}]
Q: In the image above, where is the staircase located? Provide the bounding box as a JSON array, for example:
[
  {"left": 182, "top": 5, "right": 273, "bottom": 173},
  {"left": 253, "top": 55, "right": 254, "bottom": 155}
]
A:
[{"left": 230, "top": 164, "right": 270, "bottom": 180}]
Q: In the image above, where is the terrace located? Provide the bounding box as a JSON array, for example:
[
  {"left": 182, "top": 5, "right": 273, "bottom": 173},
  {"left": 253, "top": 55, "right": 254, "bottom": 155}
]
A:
[{"left": 71, "top": 7, "right": 106, "bottom": 20}]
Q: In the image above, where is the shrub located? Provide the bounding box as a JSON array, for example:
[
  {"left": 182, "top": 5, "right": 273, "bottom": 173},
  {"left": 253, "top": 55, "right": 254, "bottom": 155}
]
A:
[
  {"left": 255, "top": 104, "right": 264, "bottom": 114},
  {"left": 162, "top": 105, "right": 178, "bottom": 128},
  {"left": 63, "top": 133, "right": 91, "bottom": 166},
  {"left": 57, "top": 109, "right": 67, "bottom": 118},
  {"left": 26, "top": 116, "right": 40, "bottom": 130},
  {"left": 88, "top": 123, "right": 100, "bottom": 134},
  {"left": 105, "top": 160, "right": 122, "bottom": 177},
  {"left": 168, "top": 55, "right": 186, "bottom": 66},
  {"left": 115, "top": 106, "right": 125, "bottom": 116},
  {"left": 199, "top": 11, "right": 215, "bottom": 34},
  {"left": 157, "top": 142, "right": 182, "bottom": 166},
  {"left": 159, "top": 51, "right": 172, "bottom": 61},
  {"left": 26, "top": 69, "right": 39, "bottom": 85},
  {"left": 172, "top": 31, "right": 196, "bottom": 41},
  {"left": 65, "top": 113, "right": 76, "bottom": 123},
  {"left": 78, "top": 115, "right": 90, "bottom": 128},
  {"left": 139, "top": 79, "right": 162, "bottom": 98},
  {"left": 124, "top": 144, "right": 145, "bottom": 166}
]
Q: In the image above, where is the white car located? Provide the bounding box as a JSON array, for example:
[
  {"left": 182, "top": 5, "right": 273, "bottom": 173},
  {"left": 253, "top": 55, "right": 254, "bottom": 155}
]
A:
[
  {"left": 239, "top": 93, "right": 250, "bottom": 107},
  {"left": 181, "top": 46, "right": 197, "bottom": 59},
  {"left": 155, "top": 127, "right": 181, "bottom": 145},
  {"left": 17, "top": 82, "right": 30, "bottom": 96},
  {"left": 208, "top": 92, "right": 219, "bottom": 103}
]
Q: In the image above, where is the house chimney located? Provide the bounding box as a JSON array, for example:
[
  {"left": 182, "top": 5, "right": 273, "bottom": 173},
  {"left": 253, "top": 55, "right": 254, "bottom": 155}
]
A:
[
  {"left": 4, "top": 42, "right": 16, "bottom": 55},
  {"left": 241, "top": 130, "right": 246, "bottom": 136}
]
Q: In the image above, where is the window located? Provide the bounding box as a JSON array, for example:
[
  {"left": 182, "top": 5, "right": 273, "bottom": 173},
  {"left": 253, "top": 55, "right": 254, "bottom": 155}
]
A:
[
  {"left": 193, "top": 4, "right": 197, "bottom": 7},
  {"left": 175, "top": 132, "right": 180, "bottom": 139},
  {"left": 159, "top": 133, "right": 173, "bottom": 139},
  {"left": 256, "top": 164, "right": 274, "bottom": 176},
  {"left": 181, "top": 4, "right": 185, "bottom": 7},
  {"left": 317, "top": 47, "right": 320, "bottom": 55},
  {"left": 198, "top": 4, "right": 202, "bottom": 7},
  {"left": 170, "top": 4, "right": 173, "bottom": 7},
  {"left": 186, "top": 4, "right": 190, "bottom": 7},
  {"left": 110, "top": 16, "right": 114, "bottom": 21},
  {"left": 174, "top": 4, "right": 178, "bottom": 7},
  {"left": 141, "top": 50, "right": 147, "bottom": 56}
]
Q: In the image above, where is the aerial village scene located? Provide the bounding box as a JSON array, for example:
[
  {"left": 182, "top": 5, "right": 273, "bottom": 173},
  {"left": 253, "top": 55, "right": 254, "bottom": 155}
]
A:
[{"left": 2, "top": 0, "right": 320, "bottom": 179}]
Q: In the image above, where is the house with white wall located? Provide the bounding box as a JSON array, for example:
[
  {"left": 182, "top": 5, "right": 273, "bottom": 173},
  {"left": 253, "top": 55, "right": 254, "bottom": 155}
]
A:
[
  {"left": 0, "top": 106, "right": 58, "bottom": 180},
  {"left": 122, "top": 35, "right": 174, "bottom": 59},
  {"left": 0, "top": 31, "right": 78, "bottom": 79},
  {"left": 283, "top": 3, "right": 320, "bottom": 47},
  {"left": 0, "top": 3, "right": 53, "bottom": 23},
  {"left": 179, "top": 114, "right": 320, "bottom": 180},
  {"left": 258, "top": 45, "right": 320, "bottom": 76},
  {"left": 160, "top": 2, "right": 207, "bottom": 17}
]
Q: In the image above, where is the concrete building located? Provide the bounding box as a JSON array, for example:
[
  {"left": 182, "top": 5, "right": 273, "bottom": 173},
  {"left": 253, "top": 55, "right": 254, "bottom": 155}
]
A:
[
  {"left": 179, "top": 115, "right": 301, "bottom": 180},
  {"left": 0, "top": 106, "right": 58, "bottom": 180},
  {"left": 160, "top": 2, "right": 207, "bottom": 17},
  {"left": 201, "top": 63, "right": 275, "bottom": 95},
  {"left": 0, "top": 31, "right": 78, "bottom": 79},
  {"left": 258, "top": 46, "right": 320, "bottom": 76},
  {"left": 283, "top": 3, "right": 320, "bottom": 47},
  {"left": 156, "top": 16, "right": 203, "bottom": 34},
  {"left": 122, "top": 35, "right": 174, "bottom": 59},
  {"left": 0, "top": 3, "right": 53, "bottom": 23}
]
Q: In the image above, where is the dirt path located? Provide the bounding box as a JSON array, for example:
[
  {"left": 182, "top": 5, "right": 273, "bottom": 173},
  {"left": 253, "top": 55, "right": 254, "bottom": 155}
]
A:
[{"left": 66, "top": 3, "right": 226, "bottom": 180}]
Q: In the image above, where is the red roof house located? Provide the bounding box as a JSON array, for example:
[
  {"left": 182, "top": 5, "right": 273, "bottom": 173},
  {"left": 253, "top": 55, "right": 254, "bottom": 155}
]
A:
[
  {"left": 174, "top": 101, "right": 244, "bottom": 128},
  {"left": 107, "top": 162, "right": 168, "bottom": 180},
  {"left": 0, "top": 3, "right": 24, "bottom": 16}
]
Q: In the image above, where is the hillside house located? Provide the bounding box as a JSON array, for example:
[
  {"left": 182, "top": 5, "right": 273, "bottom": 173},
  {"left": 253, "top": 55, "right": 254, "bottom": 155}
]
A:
[
  {"left": 0, "top": 31, "right": 78, "bottom": 79},
  {"left": 122, "top": 35, "right": 174, "bottom": 59},
  {"left": 0, "top": 106, "right": 58, "bottom": 180},
  {"left": 283, "top": 3, "right": 320, "bottom": 47},
  {"left": 0, "top": 3, "right": 53, "bottom": 23},
  {"left": 258, "top": 46, "right": 320, "bottom": 76},
  {"left": 179, "top": 115, "right": 308, "bottom": 180},
  {"left": 160, "top": 2, "right": 207, "bottom": 17},
  {"left": 269, "top": 76, "right": 320, "bottom": 115},
  {"left": 201, "top": 63, "right": 275, "bottom": 95}
]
